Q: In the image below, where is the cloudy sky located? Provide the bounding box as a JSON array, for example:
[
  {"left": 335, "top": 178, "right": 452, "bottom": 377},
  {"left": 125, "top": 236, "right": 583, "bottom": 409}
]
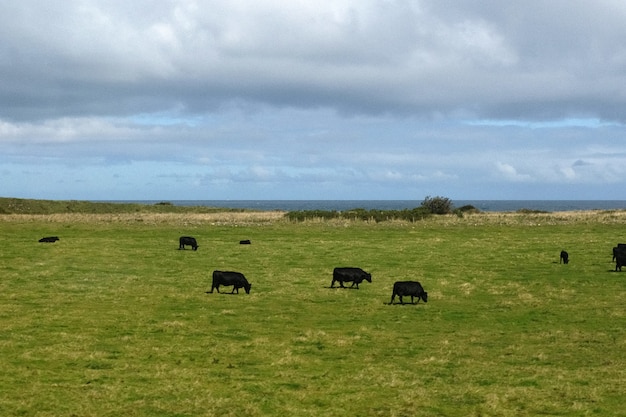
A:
[{"left": 2, "top": 1, "right": 626, "bottom": 201}]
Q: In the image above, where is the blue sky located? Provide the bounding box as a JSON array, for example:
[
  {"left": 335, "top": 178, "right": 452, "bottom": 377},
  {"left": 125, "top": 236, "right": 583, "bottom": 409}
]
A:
[{"left": 2, "top": 1, "right": 626, "bottom": 200}]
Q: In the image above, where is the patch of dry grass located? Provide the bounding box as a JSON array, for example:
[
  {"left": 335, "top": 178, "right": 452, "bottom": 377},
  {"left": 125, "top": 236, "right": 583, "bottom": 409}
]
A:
[
  {"left": 0, "top": 211, "right": 288, "bottom": 225},
  {"left": 3, "top": 208, "right": 625, "bottom": 227}
]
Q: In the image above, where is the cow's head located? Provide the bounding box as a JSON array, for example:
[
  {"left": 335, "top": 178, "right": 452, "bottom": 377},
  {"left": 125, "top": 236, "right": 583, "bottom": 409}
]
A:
[
  {"left": 244, "top": 283, "right": 252, "bottom": 294},
  {"left": 421, "top": 292, "right": 428, "bottom": 302},
  {"left": 365, "top": 273, "right": 372, "bottom": 283}
]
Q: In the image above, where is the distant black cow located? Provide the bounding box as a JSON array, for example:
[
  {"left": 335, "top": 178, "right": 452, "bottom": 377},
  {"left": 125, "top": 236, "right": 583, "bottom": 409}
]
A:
[
  {"left": 179, "top": 236, "right": 198, "bottom": 250},
  {"left": 615, "top": 248, "right": 626, "bottom": 272},
  {"left": 331, "top": 267, "right": 372, "bottom": 289},
  {"left": 38, "top": 236, "right": 59, "bottom": 243},
  {"left": 612, "top": 243, "right": 626, "bottom": 261},
  {"left": 389, "top": 281, "right": 428, "bottom": 305},
  {"left": 208, "top": 270, "right": 252, "bottom": 294},
  {"left": 560, "top": 250, "right": 569, "bottom": 264},
  {"left": 239, "top": 240, "right": 251, "bottom": 245}
]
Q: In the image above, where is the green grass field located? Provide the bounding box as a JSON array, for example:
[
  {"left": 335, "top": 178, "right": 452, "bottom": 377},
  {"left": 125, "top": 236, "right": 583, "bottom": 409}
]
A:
[{"left": 1, "top": 210, "right": 626, "bottom": 416}]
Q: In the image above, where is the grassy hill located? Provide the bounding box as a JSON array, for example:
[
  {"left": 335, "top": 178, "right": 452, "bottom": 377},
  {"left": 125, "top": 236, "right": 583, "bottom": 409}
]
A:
[{"left": 0, "top": 197, "right": 247, "bottom": 215}]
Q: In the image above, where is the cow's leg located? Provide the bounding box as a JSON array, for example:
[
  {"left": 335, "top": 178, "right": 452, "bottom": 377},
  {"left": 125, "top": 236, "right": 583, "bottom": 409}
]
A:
[
  {"left": 399, "top": 295, "right": 404, "bottom": 304},
  {"left": 330, "top": 280, "right": 336, "bottom": 288},
  {"left": 390, "top": 294, "right": 396, "bottom": 304}
]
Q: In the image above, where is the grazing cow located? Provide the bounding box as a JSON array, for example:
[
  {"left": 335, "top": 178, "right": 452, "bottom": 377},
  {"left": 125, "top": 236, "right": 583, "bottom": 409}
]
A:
[
  {"left": 331, "top": 267, "right": 372, "bottom": 289},
  {"left": 389, "top": 281, "right": 428, "bottom": 305},
  {"left": 179, "top": 236, "right": 198, "bottom": 251},
  {"left": 612, "top": 243, "right": 626, "bottom": 261},
  {"left": 560, "top": 250, "right": 569, "bottom": 264},
  {"left": 208, "top": 270, "right": 252, "bottom": 294},
  {"left": 239, "top": 240, "right": 251, "bottom": 245},
  {"left": 615, "top": 248, "right": 626, "bottom": 272},
  {"left": 38, "top": 236, "right": 59, "bottom": 243}
]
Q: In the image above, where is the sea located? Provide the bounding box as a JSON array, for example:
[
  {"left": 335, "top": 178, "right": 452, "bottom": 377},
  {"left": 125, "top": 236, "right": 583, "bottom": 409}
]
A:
[{"left": 104, "top": 200, "right": 626, "bottom": 212}]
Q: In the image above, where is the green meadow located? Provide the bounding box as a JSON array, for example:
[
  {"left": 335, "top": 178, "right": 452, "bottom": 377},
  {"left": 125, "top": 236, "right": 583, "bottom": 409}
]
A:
[{"left": 1, "top": 208, "right": 626, "bottom": 416}]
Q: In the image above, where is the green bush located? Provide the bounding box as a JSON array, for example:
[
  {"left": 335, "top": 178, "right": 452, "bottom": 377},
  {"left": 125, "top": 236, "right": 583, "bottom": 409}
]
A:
[
  {"left": 454, "top": 204, "right": 480, "bottom": 217},
  {"left": 421, "top": 195, "right": 453, "bottom": 214},
  {"left": 517, "top": 208, "right": 549, "bottom": 214},
  {"left": 285, "top": 207, "right": 432, "bottom": 222}
]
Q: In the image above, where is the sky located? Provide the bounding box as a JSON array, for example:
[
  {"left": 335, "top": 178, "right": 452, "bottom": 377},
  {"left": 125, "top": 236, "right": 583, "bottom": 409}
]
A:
[{"left": 2, "top": 1, "right": 626, "bottom": 201}]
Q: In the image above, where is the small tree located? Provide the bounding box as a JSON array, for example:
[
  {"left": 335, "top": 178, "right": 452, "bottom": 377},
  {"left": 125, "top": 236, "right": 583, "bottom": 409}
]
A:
[{"left": 421, "top": 195, "right": 453, "bottom": 214}]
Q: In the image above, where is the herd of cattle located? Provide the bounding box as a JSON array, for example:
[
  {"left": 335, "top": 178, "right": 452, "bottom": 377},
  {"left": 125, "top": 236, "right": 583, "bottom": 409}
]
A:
[
  {"left": 557, "top": 245, "right": 626, "bottom": 271},
  {"left": 187, "top": 236, "right": 427, "bottom": 304},
  {"left": 37, "top": 234, "right": 626, "bottom": 303},
  {"left": 205, "top": 265, "right": 427, "bottom": 304}
]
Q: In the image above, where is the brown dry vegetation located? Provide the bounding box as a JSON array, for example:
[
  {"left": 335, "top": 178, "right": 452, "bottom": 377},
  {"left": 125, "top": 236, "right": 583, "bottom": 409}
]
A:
[
  {"left": 2, "top": 208, "right": 625, "bottom": 226},
  {"left": 0, "top": 211, "right": 287, "bottom": 225}
]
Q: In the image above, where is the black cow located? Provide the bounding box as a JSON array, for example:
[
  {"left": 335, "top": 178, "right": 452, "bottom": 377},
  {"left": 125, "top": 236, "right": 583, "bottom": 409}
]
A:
[
  {"left": 39, "top": 236, "right": 59, "bottom": 243},
  {"left": 331, "top": 267, "right": 372, "bottom": 289},
  {"left": 208, "top": 270, "right": 252, "bottom": 294},
  {"left": 612, "top": 243, "right": 626, "bottom": 261},
  {"left": 390, "top": 281, "right": 428, "bottom": 305},
  {"left": 560, "top": 250, "right": 569, "bottom": 264},
  {"left": 179, "top": 236, "right": 198, "bottom": 251},
  {"left": 615, "top": 248, "right": 626, "bottom": 272},
  {"left": 239, "top": 240, "right": 251, "bottom": 245}
]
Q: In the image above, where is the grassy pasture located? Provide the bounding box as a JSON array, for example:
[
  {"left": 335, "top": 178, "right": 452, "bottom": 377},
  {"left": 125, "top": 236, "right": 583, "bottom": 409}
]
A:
[{"left": 1, "top": 210, "right": 626, "bottom": 416}]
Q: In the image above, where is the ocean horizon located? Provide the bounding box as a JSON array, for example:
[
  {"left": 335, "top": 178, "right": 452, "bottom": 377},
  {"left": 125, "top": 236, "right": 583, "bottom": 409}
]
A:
[{"left": 99, "top": 200, "right": 626, "bottom": 213}]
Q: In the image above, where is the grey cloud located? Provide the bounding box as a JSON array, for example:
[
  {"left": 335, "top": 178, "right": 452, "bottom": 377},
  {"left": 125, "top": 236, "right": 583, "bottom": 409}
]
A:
[{"left": 2, "top": 1, "right": 626, "bottom": 122}]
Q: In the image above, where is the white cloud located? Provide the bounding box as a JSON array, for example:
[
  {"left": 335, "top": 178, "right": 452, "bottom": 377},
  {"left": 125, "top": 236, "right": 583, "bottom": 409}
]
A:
[{"left": 495, "top": 162, "right": 533, "bottom": 182}]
